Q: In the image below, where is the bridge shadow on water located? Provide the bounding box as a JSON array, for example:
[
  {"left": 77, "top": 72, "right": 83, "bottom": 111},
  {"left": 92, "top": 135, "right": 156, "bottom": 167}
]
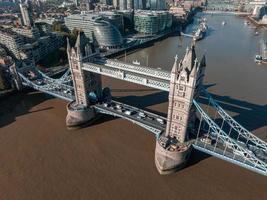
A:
[
  {"left": 197, "top": 92, "right": 267, "bottom": 138},
  {"left": 0, "top": 89, "right": 54, "bottom": 128},
  {"left": 113, "top": 90, "right": 169, "bottom": 117}
]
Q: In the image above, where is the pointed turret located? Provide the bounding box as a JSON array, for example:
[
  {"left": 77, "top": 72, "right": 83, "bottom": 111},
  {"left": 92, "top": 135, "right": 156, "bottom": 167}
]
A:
[
  {"left": 170, "top": 55, "right": 179, "bottom": 83},
  {"left": 75, "top": 31, "right": 81, "bottom": 48},
  {"left": 75, "top": 31, "right": 82, "bottom": 59},
  {"left": 190, "top": 58, "right": 198, "bottom": 77},
  {"left": 91, "top": 31, "right": 99, "bottom": 54},
  {"left": 182, "top": 44, "right": 196, "bottom": 72},
  {"left": 74, "top": 31, "right": 88, "bottom": 60},
  {"left": 67, "top": 37, "right": 71, "bottom": 54}
]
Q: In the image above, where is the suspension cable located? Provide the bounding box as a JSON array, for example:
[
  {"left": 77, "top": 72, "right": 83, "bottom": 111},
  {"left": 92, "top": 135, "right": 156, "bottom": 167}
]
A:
[
  {"left": 222, "top": 126, "right": 233, "bottom": 156},
  {"left": 213, "top": 117, "right": 225, "bottom": 152},
  {"left": 195, "top": 115, "right": 203, "bottom": 145}
]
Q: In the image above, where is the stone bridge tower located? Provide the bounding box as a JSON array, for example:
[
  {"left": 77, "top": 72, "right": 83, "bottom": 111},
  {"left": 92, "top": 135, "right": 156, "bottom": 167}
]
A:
[
  {"left": 155, "top": 44, "right": 206, "bottom": 174},
  {"left": 66, "top": 31, "right": 102, "bottom": 128}
]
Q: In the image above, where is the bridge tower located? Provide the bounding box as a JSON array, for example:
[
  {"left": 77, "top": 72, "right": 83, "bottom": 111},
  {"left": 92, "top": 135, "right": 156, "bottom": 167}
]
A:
[
  {"left": 9, "top": 62, "right": 23, "bottom": 91},
  {"left": 155, "top": 44, "right": 206, "bottom": 174},
  {"left": 66, "top": 31, "right": 102, "bottom": 128}
]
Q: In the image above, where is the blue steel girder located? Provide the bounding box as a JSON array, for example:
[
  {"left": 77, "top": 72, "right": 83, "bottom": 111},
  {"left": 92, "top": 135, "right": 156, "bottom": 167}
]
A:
[
  {"left": 192, "top": 99, "right": 267, "bottom": 176},
  {"left": 201, "top": 87, "right": 267, "bottom": 152},
  {"left": 19, "top": 73, "right": 74, "bottom": 102},
  {"left": 33, "top": 67, "right": 71, "bottom": 84}
]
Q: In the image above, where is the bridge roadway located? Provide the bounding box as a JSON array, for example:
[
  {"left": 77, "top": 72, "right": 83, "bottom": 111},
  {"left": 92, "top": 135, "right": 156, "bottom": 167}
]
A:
[
  {"left": 193, "top": 140, "right": 267, "bottom": 176},
  {"left": 94, "top": 100, "right": 166, "bottom": 137}
]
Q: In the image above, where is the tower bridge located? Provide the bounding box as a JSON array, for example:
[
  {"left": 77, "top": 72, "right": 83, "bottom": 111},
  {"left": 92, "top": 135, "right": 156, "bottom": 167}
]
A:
[{"left": 11, "top": 32, "right": 267, "bottom": 177}]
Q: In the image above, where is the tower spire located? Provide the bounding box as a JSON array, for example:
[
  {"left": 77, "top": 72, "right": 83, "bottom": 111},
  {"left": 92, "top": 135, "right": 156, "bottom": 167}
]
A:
[
  {"left": 190, "top": 58, "right": 198, "bottom": 77},
  {"left": 170, "top": 54, "right": 179, "bottom": 80},
  {"left": 67, "top": 37, "right": 71, "bottom": 53},
  {"left": 75, "top": 31, "right": 81, "bottom": 48}
]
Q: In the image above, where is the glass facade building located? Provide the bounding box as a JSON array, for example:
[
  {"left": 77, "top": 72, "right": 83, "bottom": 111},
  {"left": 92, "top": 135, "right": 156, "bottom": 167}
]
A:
[
  {"left": 65, "top": 12, "right": 124, "bottom": 49},
  {"left": 94, "top": 20, "right": 123, "bottom": 49},
  {"left": 134, "top": 11, "right": 172, "bottom": 34}
]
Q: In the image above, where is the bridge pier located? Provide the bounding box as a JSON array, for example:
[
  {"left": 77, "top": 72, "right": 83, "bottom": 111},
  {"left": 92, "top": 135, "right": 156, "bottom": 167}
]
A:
[
  {"left": 66, "top": 101, "right": 96, "bottom": 129},
  {"left": 155, "top": 136, "right": 192, "bottom": 174}
]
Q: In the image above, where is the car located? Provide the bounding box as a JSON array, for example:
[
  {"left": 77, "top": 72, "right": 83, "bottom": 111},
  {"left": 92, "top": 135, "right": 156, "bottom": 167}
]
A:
[
  {"left": 147, "top": 116, "right": 154, "bottom": 121},
  {"left": 103, "top": 103, "right": 109, "bottom": 107},
  {"left": 64, "top": 89, "right": 71, "bottom": 94},
  {"left": 233, "top": 149, "right": 254, "bottom": 157},
  {"left": 36, "top": 79, "right": 43, "bottom": 85},
  {"left": 138, "top": 112, "right": 146, "bottom": 118},
  {"left": 110, "top": 102, "right": 116, "bottom": 107},
  {"left": 156, "top": 118, "right": 165, "bottom": 125},
  {"left": 124, "top": 110, "right": 132, "bottom": 115},
  {"left": 200, "top": 137, "right": 212, "bottom": 145},
  {"left": 116, "top": 105, "right": 122, "bottom": 109}
]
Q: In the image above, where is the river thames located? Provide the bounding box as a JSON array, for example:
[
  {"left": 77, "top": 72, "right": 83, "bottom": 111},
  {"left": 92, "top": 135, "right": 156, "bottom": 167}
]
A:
[{"left": 0, "top": 13, "right": 267, "bottom": 199}]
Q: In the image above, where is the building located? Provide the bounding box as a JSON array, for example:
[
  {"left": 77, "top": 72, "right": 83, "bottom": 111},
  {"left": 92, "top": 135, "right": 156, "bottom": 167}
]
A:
[
  {"left": 80, "top": 0, "right": 94, "bottom": 11},
  {"left": 0, "top": 27, "right": 63, "bottom": 65},
  {"left": 170, "top": 5, "right": 187, "bottom": 17},
  {"left": 11, "top": 27, "right": 40, "bottom": 42},
  {"left": 119, "top": 0, "right": 127, "bottom": 10},
  {"left": 133, "top": 0, "right": 145, "bottom": 9},
  {"left": 252, "top": 4, "right": 267, "bottom": 19},
  {"left": 65, "top": 12, "right": 124, "bottom": 48},
  {"left": 74, "top": 0, "right": 79, "bottom": 6},
  {"left": 93, "top": 20, "right": 123, "bottom": 49},
  {"left": 19, "top": 2, "right": 34, "bottom": 27},
  {"left": 127, "top": 0, "right": 133, "bottom": 9},
  {"left": 134, "top": 11, "right": 172, "bottom": 34},
  {"left": 113, "top": 0, "right": 119, "bottom": 9},
  {"left": 150, "top": 0, "right": 166, "bottom": 10},
  {"left": 35, "top": 21, "right": 53, "bottom": 36},
  {"left": 100, "top": 0, "right": 112, "bottom": 5},
  {"left": 0, "top": 29, "right": 24, "bottom": 59}
]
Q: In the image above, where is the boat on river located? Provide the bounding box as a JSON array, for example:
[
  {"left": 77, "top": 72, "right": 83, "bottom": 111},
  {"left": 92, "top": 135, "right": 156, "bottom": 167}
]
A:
[
  {"left": 193, "top": 21, "right": 208, "bottom": 41},
  {"left": 255, "top": 40, "right": 267, "bottom": 64}
]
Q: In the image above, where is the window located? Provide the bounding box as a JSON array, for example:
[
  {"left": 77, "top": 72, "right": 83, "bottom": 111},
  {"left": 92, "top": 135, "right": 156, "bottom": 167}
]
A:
[
  {"left": 178, "top": 92, "right": 184, "bottom": 97},
  {"left": 180, "top": 76, "right": 185, "bottom": 81}
]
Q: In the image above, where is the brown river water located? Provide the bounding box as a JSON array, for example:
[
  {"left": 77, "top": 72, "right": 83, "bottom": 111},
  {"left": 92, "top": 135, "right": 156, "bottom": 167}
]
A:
[{"left": 0, "top": 13, "right": 267, "bottom": 200}]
